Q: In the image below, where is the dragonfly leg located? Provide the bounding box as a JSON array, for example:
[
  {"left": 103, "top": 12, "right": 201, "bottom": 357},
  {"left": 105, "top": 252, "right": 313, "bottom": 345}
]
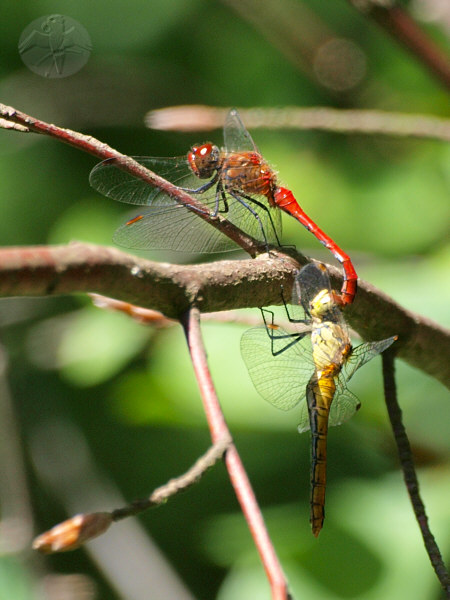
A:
[
  {"left": 279, "top": 284, "right": 309, "bottom": 325},
  {"left": 260, "top": 307, "right": 276, "bottom": 329},
  {"left": 211, "top": 181, "right": 229, "bottom": 218},
  {"left": 178, "top": 171, "right": 219, "bottom": 195},
  {"left": 260, "top": 307, "right": 307, "bottom": 356},
  {"left": 226, "top": 191, "right": 273, "bottom": 252},
  {"left": 229, "top": 190, "right": 283, "bottom": 251},
  {"left": 243, "top": 194, "right": 283, "bottom": 249}
]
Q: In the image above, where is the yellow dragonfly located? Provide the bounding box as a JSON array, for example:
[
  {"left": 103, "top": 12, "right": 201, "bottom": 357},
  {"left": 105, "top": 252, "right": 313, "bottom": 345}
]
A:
[{"left": 241, "top": 262, "right": 396, "bottom": 536}]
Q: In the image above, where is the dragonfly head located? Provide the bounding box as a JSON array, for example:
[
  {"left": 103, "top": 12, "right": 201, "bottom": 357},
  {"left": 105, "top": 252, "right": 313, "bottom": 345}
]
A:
[{"left": 187, "top": 143, "right": 220, "bottom": 179}]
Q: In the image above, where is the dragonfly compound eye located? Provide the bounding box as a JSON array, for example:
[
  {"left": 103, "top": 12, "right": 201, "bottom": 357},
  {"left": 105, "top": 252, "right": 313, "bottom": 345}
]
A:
[{"left": 187, "top": 143, "right": 220, "bottom": 179}]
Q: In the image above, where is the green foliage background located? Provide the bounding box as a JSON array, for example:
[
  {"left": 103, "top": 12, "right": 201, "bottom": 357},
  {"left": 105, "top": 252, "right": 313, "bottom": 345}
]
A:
[{"left": 0, "top": 1, "right": 448, "bottom": 599}]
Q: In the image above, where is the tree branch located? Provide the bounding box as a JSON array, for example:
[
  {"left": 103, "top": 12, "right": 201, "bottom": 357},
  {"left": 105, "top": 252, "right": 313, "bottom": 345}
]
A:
[
  {"left": 182, "top": 306, "right": 290, "bottom": 600},
  {"left": 0, "top": 243, "right": 448, "bottom": 389},
  {"left": 147, "top": 105, "right": 450, "bottom": 142},
  {"left": 382, "top": 350, "right": 450, "bottom": 594}
]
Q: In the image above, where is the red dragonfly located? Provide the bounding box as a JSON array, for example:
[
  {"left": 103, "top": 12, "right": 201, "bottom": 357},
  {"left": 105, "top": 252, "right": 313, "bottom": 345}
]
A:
[{"left": 90, "top": 109, "right": 357, "bottom": 305}]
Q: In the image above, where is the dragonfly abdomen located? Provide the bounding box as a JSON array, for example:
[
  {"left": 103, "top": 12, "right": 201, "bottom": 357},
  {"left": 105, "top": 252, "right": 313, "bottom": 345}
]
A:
[{"left": 307, "top": 373, "right": 336, "bottom": 537}]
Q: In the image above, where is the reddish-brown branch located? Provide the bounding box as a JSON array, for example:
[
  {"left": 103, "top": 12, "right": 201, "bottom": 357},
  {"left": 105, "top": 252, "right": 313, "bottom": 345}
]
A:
[
  {"left": 348, "top": 1, "right": 450, "bottom": 89},
  {"left": 91, "top": 294, "right": 269, "bottom": 328},
  {"left": 181, "top": 307, "right": 290, "bottom": 600},
  {"left": 382, "top": 350, "right": 450, "bottom": 594},
  {"left": 89, "top": 294, "right": 177, "bottom": 327}
]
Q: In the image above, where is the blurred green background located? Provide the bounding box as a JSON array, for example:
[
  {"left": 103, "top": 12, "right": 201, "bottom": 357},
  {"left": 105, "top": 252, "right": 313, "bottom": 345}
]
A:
[{"left": 0, "top": 1, "right": 449, "bottom": 599}]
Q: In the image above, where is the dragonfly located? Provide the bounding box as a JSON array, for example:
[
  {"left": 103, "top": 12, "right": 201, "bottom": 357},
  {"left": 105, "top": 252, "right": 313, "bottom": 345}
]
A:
[
  {"left": 240, "top": 262, "right": 396, "bottom": 536},
  {"left": 90, "top": 109, "right": 357, "bottom": 305}
]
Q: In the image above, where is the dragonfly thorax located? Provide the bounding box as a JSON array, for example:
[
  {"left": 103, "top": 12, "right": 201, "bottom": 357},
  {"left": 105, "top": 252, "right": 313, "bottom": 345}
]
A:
[
  {"left": 311, "top": 322, "right": 351, "bottom": 373},
  {"left": 187, "top": 143, "right": 220, "bottom": 179},
  {"left": 221, "top": 151, "right": 277, "bottom": 201}
]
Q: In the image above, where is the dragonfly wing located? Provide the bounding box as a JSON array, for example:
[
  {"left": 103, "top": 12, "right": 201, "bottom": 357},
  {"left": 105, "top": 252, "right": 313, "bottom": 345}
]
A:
[
  {"left": 92, "top": 156, "right": 281, "bottom": 250},
  {"left": 297, "top": 398, "right": 310, "bottom": 433},
  {"left": 241, "top": 326, "right": 314, "bottom": 411},
  {"left": 328, "top": 387, "right": 360, "bottom": 427},
  {"left": 283, "top": 271, "right": 310, "bottom": 323},
  {"left": 224, "top": 192, "right": 282, "bottom": 246},
  {"left": 112, "top": 184, "right": 282, "bottom": 252},
  {"left": 89, "top": 157, "right": 197, "bottom": 206},
  {"left": 223, "top": 109, "right": 257, "bottom": 153},
  {"left": 298, "top": 382, "right": 360, "bottom": 433},
  {"left": 113, "top": 205, "right": 239, "bottom": 253},
  {"left": 344, "top": 336, "right": 397, "bottom": 382}
]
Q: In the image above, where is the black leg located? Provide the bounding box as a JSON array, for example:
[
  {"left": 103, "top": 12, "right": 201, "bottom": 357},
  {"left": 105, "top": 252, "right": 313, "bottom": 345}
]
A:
[
  {"left": 178, "top": 171, "right": 219, "bottom": 194},
  {"left": 260, "top": 307, "right": 308, "bottom": 356},
  {"left": 228, "top": 191, "right": 272, "bottom": 252}
]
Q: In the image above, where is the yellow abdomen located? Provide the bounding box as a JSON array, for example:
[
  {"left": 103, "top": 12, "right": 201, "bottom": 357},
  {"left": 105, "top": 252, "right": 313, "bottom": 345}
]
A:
[{"left": 307, "top": 373, "right": 336, "bottom": 537}]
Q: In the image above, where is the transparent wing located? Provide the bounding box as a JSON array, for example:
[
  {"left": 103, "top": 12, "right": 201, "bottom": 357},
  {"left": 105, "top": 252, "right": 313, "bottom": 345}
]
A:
[
  {"left": 328, "top": 387, "right": 360, "bottom": 426},
  {"left": 240, "top": 326, "right": 315, "bottom": 411},
  {"left": 343, "top": 336, "right": 397, "bottom": 382},
  {"left": 297, "top": 398, "right": 310, "bottom": 433},
  {"left": 296, "top": 378, "right": 360, "bottom": 434},
  {"left": 91, "top": 156, "right": 281, "bottom": 253},
  {"left": 301, "top": 336, "right": 396, "bottom": 432},
  {"left": 113, "top": 205, "right": 237, "bottom": 252},
  {"left": 112, "top": 188, "right": 281, "bottom": 253},
  {"left": 298, "top": 336, "right": 395, "bottom": 432},
  {"left": 283, "top": 270, "right": 309, "bottom": 323},
  {"left": 223, "top": 109, "right": 258, "bottom": 153},
  {"left": 89, "top": 156, "right": 195, "bottom": 206}
]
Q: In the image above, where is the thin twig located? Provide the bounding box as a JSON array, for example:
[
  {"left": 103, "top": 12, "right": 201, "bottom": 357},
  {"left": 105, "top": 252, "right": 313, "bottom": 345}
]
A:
[
  {"left": 147, "top": 105, "right": 450, "bottom": 142},
  {"left": 348, "top": 1, "right": 450, "bottom": 90},
  {"left": 90, "top": 293, "right": 267, "bottom": 328},
  {"left": 33, "top": 437, "right": 232, "bottom": 554},
  {"left": 382, "top": 349, "right": 450, "bottom": 596},
  {"left": 181, "top": 307, "right": 290, "bottom": 600},
  {"left": 89, "top": 294, "right": 176, "bottom": 327},
  {"left": 0, "top": 117, "right": 29, "bottom": 132},
  {"left": 111, "top": 436, "right": 232, "bottom": 520}
]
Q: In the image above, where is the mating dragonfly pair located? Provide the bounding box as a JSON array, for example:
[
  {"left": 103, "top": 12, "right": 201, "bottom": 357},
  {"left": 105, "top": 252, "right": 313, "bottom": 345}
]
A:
[{"left": 90, "top": 110, "right": 395, "bottom": 536}]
